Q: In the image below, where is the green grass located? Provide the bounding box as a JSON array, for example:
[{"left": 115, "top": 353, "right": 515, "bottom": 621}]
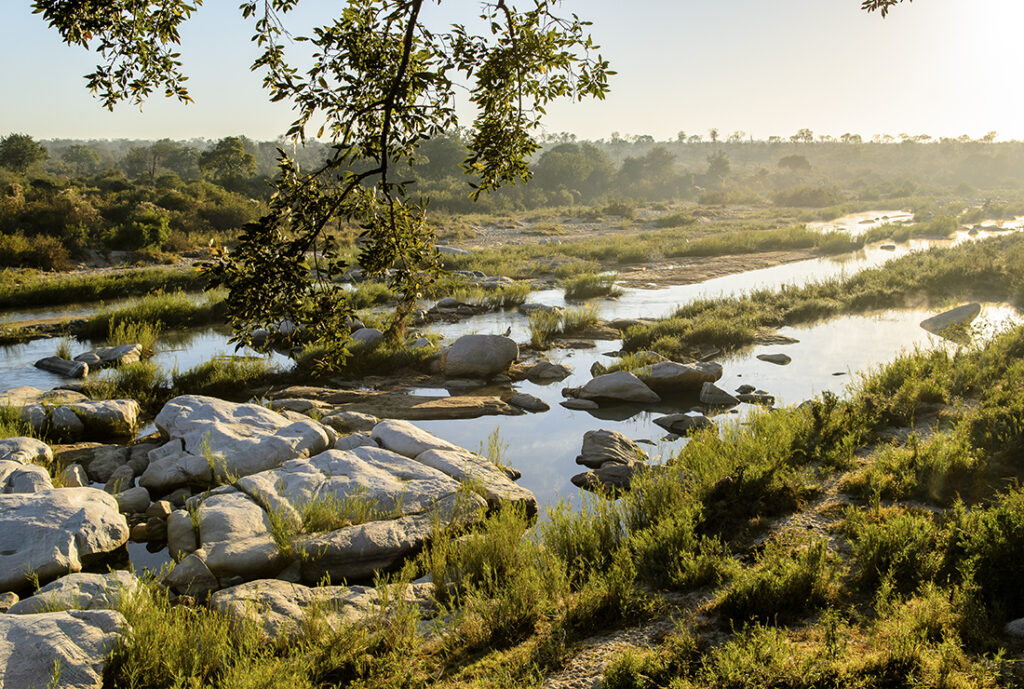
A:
[
  {"left": 562, "top": 272, "right": 621, "bottom": 300},
  {"left": 79, "top": 290, "right": 226, "bottom": 341},
  {"left": 0, "top": 266, "right": 205, "bottom": 309},
  {"left": 170, "top": 355, "right": 285, "bottom": 400},
  {"left": 528, "top": 305, "right": 599, "bottom": 348}
]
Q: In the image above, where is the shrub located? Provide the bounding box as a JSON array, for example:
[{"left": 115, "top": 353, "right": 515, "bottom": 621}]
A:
[{"left": 562, "top": 272, "right": 620, "bottom": 300}]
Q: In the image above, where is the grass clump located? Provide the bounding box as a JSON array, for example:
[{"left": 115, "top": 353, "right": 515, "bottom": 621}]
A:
[
  {"left": 80, "top": 290, "right": 225, "bottom": 341},
  {"left": 0, "top": 266, "right": 205, "bottom": 309},
  {"left": 171, "top": 355, "right": 283, "bottom": 399},
  {"left": 562, "top": 272, "right": 621, "bottom": 300},
  {"left": 82, "top": 360, "right": 166, "bottom": 410},
  {"left": 528, "top": 305, "right": 599, "bottom": 348}
]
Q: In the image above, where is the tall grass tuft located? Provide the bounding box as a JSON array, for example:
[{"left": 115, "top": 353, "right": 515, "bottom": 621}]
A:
[{"left": 528, "top": 305, "right": 599, "bottom": 348}]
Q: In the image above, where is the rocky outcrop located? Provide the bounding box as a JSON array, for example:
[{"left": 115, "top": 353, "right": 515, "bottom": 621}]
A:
[
  {"left": 920, "top": 303, "right": 982, "bottom": 337},
  {"left": 140, "top": 395, "right": 332, "bottom": 492},
  {"left": 0, "top": 610, "right": 127, "bottom": 689},
  {"left": 7, "top": 571, "right": 138, "bottom": 615},
  {"left": 634, "top": 361, "right": 723, "bottom": 393},
  {"left": 0, "top": 488, "right": 129, "bottom": 592},
  {"left": 209, "top": 579, "right": 435, "bottom": 639},
  {"left": 441, "top": 334, "right": 518, "bottom": 379},
  {"left": 578, "top": 371, "right": 661, "bottom": 404}
]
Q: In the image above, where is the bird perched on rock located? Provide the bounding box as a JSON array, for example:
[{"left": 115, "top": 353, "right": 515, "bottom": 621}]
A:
[{"left": 502, "top": 326, "right": 512, "bottom": 337}]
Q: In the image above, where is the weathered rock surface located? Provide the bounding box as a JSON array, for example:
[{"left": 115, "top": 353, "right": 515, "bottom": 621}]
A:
[
  {"left": 140, "top": 395, "right": 331, "bottom": 492},
  {"left": 920, "top": 303, "right": 982, "bottom": 336},
  {"left": 0, "top": 460, "right": 53, "bottom": 493},
  {"left": 578, "top": 371, "right": 661, "bottom": 404},
  {"left": 700, "top": 382, "right": 740, "bottom": 407},
  {"left": 526, "top": 361, "right": 572, "bottom": 382},
  {"left": 0, "top": 488, "right": 129, "bottom": 592},
  {"left": 0, "top": 610, "right": 126, "bottom": 689},
  {"left": 1005, "top": 617, "right": 1024, "bottom": 638},
  {"left": 335, "top": 432, "right": 378, "bottom": 451},
  {"left": 83, "top": 445, "right": 129, "bottom": 483},
  {"left": 635, "top": 361, "right": 723, "bottom": 393},
  {"left": 35, "top": 356, "right": 89, "bottom": 378},
  {"left": 115, "top": 486, "right": 151, "bottom": 513},
  {"left": 653, "top": 413, "right": 715, "bottom": 436},
  {"left": 8, "top": 571, "right": 138, "bottom": 615},
  {"left": 415, "top": 448, "right": 537, "bottom": 514},
  {"left": 575, "top": 429, "right": 648, "bottom": 469},
  {"left": 508, "top": 393, "right": 550, "bottom": 412},
  {"left": 442, "top": 334, "right": 518, "bottom": 379},
  {"left": 320, "top": 410, "right": 379, "bottom": 433},
  {"left": 209, "top": 579, "right": 435, "bottom": 638},
  {"left": 0, "top": 436, "right": 52, "bottom": 465},
  {"left": 371, "top": 419, "right": 462, "bottom": 458},
  {"left": 59, "top": 463, "right": 89, "bottom": 488},
  {"left": 571, "top": 463, "right": 647, "bottom": 493},
  {"left": 74, "top": 344, "right": 143, "bottom": 368},
  {"left": 72, "top": 400, "right": 141, "bottom": 438},
  {"left": 561, "top": 398, "right": 600, "bottom": 411}
]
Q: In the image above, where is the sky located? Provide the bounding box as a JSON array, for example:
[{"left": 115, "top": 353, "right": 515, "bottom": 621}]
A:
[{"left": 1, "top": 0, "right": 1023, "bottom": 142}]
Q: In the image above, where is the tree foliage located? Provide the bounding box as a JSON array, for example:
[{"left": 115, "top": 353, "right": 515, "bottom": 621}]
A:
[
  {"left": 35, "top": 0, "right": 612, "bottom": 367},
  {"left": 0, "top": 133, "right": 48, "bottom": 173}
]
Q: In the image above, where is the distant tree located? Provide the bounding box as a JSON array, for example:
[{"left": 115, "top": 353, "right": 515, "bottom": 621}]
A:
[
  {"left": 709, "top": 128, "right": 719, "bottom": 144},
  {"left": 687, "top": 134, "right": 702, "bottom": 144},
  {"left": 767, "top": 136, "right": 783, "bottom": 145},
  {"left": 62, "top": 144, "right": 102, "bottom": 175},
  {"left": 199, "top": 137, "right": 258, "bottom": 190},
  {"left": 818, "top": 134, "right": 835, "bottom": 143},
  {"left": 533, "top": 142, "right": 614, "bottom": 200},
  {"left": 0, "top": 134, "right": 48, "bottom": 173},
  {"left": 726, "top": 131, "right": 746, "bottom": 144},
  {"left": 676, "top": 131, "right": 687, "bottom": 143},
  {"left": 840, "top": 133, "right": 862, "bottom": 144},
  {"left": 790, "top": 128, "right": 814, "bottom": 144},
  {"left": 634, "top": 134, "right": 655, "bottom": 144},
  {"left": 778, "top": 155, "right": 810, "bottom": 171},
  {"left": 982, "top": 131, "right": 998, "bottom": 143},
  {"left": 705, "top": 150, "right": 730, "bottom": 181}
]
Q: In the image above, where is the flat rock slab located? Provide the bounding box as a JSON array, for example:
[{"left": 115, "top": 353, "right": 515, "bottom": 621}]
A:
[
  {"left": 579, "top": 371, "right": 661, "bottom": 404},
  {"left": 920, "top": 303, "right": 982, "bottom": 336},
  {"left": 0, "top": 610, "right": 127, "bottom": 689},
  {"left": 0, "top": 488, "right": 129, "bottom": 593},
  {"left": 209, "top": 579, "right": 435, "bottom": 639},
  {"left": 8, "top": 571, "right": 138, "bottom": 615},
  {"left": 74, "top": 344, "right": 143, "bottom": 368},
  {"left": 0, "top": 386, "right": 88, "bottom": 406},
  {"left": 267, "top": 386, "right": 520, "bottom": 420}
]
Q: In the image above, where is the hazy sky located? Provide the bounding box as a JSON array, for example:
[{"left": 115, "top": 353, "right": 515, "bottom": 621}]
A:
[{"left": 2, "top": 0, "right": 1022, "bottom": 142}]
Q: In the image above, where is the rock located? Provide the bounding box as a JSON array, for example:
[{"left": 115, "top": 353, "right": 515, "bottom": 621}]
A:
[
  {"left": 0, "top": 436, "right": 52, "bottom": 465},
  {"left": 164, "top": 552, "right": 219, "bottom": 599},
  {"left": 140, "top": 395, "right": 331, "bottom": 492},
  {"left": 74, "top": 344, "right": 143, "bottom": 368},
  {"left": 526, "top": 361, "right": 572, "bottom": 382},
  {"left": 571, "top": 463, "right": 647, "bottom": 493},
  {"left": 267, "top": 398, "right": 320, "bottom": 414},
  {"left": 7, "top": 571, "right": 138, "bottom": 615},
  {"left": 1005, "top": 617, "right": 1024, "bottom": 638},
  {"left": 608, "top": 318, "right": 648, "bottom": 331},
  {"left": 0, "top": 488, "right": 129, "bottom": 592},
  {"left": 590, "top": 361, "right": 607, "bottom": 377},
  {"left": 0, "top": 592, "right": 17, "bottom": 612},
  {"left": 757, "top": 353, "right": 792, "bottom": 365},
  {"left": 115, "top": 486, "right": 151, "bottom": 513},
  {"left": 414, "top": 449, "right": 537, "bottom": 514},
  {"left": 508, "top": 393, "right": 550, "bottom": 412},
  {"left": 85, "top": 445, "right": 129, "bottom": 483},
  {"left": 167, "top": 510, "right": 198, "bottom": 560},
  {"left": 146, "top": 500, "right": 173, "bottom": 519},
  {"left": 320, "top": 410, "right": 379, "bottom": 434},
  {"left": 560, "top": 398, "right": 600, "bottom": 410},
  {"left": 105, "top": 464, "right": 135, "bottom": 493},
  {"left": 164, "top": 487, "right": 192, "bottom": 507},
  {"left": 434, "top": 297, "right": 463, "bottom": 310},
  {"left": 146, "top": 516, "right": 168, "bottom": 542},
  {"left": 210, "top": 579, "right": 435, "bottom": 639},
  {"left": 579, "top": 371, "right": 661, "bottom": 404},
  {"left": 653, "top": 414, "right": 715, "bottom": 435},
  {"left": 0, "top": 460, "right": 53, "bottom": 493},
  {"left": 351, "top": 327, "right": 385, "bottom": 348},
  {"left": 51, "top": 406, "right": 87, "bottom": 440},
  {"left": 634, "top": 361, "right": 723, "bottom": 393},
  {"left": 73, "top": 400, "right": 141, "bottom": 439},
  {"left": 0, "top": 386, "right": 88, "bottom": 407},
  {"left": 738, "top": 393, "right": 776, "bottom": 405},
  {"left": 920, "top": 303, "right": 982, "bottom": 336},
  {"left": 700, "top": 382, "right": 739, "bottom": 407},
  {"left": 442, "top": 334, "right": 518, "bottom": 379},
  {"left": 59, "top": 463, "right": 89, "bottom": 488},
  {"left": 34, "top": 356, "right": 89, "bottom": 378},
  {"left": 575, "top": 429, "right": 648, "bottom": 469},
  {"left": 297, "top": 494, "right": 483, "bottom": 584},
  {"left": 736, "top": 384, "right": 756, "bottom": 395},
  {"left": 371, "top": 419, "right": 462, "bottom": 458},
  {"left": 0, "top": 610, "right": 126, "bottom": 689},
  {"left": 130, "top": 523, "right": 149, "bottom": 541},
  {"left": 880, "top": 243, "right": 897, "bottom": 250},
  {"left": 335, "top": 432, "right": 379, "bottom": 451},
  {"left": 127, "top": 442, "right": 156, "bottom": 476}
]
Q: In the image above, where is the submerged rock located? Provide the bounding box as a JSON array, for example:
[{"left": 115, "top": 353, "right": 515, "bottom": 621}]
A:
[
  {"left": 0, "top": 610, "right": 127, "bottom": 689},
  {"left": 920, "top": 303, "right": 982, "bottom": 337},
  {"left": 34, "top": 356, "right": 88, "bottom": 378},
  {"left": 508, "top": 392, "right": 550, "bottom": 412},
  {"left": 757, "top": 353, "right": 792, "bottom": 366},
  {"left": 634, "top": 360, "right": 723, "bottom": 393},
  {"left": 0, "top": 488, "right": 129, "bottom": 593},
  {"left": 653, "top": 413, "right": 715, "bottom": 436},
  {"left": 74, "top": 343, "right": 143, "bottom": 368},
  {"left": 700, "top": 382, "right": 740, "bottom": 407}
]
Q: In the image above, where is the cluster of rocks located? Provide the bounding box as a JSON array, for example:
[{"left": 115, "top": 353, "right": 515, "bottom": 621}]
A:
[
  {"left": 571, "top": 429, "right": 660, "bottom": 492},
  {"left": 1, "top": 386, "right": 139, "bottom": 442},
  {"left": 35, "top": 343, "right": 144, "bottom": 379},
  {"left": 561, "top": 360, "right": 724, "bottom": 411}
]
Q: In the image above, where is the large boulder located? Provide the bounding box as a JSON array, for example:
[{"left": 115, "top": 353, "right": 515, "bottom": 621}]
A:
[
  {"left": 7, "top": 571, "right": 138, "bottom": 615},
  {"left": 575, "top": 429, "right": 648, "bottom": 469},
  {"left": 0, "top": 460, "right": 53, "bottom": 493},
  {"left": 0, "top": 610, "right": 126, "bottom": 689},
  {"left": 700, "top": 382, "right": 740, "bottom": 407},
  {"left": 72, "top": 400, "right": 141, "bottom": 439},
  {"left": 0, "top": 436, "right": 52, "bottom": 465},
  {"left": 0, "top": 488, "right": 129, "bottom": 593},
  {"left": 634, "top": 361, "right": 723, "bottom": 393},
  {"left": 578, "top": 371, "right": 661, "bottom": 404},
  {"left": 140, "top": 395, "right": 331, "bottom": 492},
  {"left": 442, "top": 334, "right": 518, "bottom": 379},
  {"left": 209, "top": 579, "right": 435, "bottom": 639},
  {"left": 371, "top": 419, "right": 462, "bottom": 458}
]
